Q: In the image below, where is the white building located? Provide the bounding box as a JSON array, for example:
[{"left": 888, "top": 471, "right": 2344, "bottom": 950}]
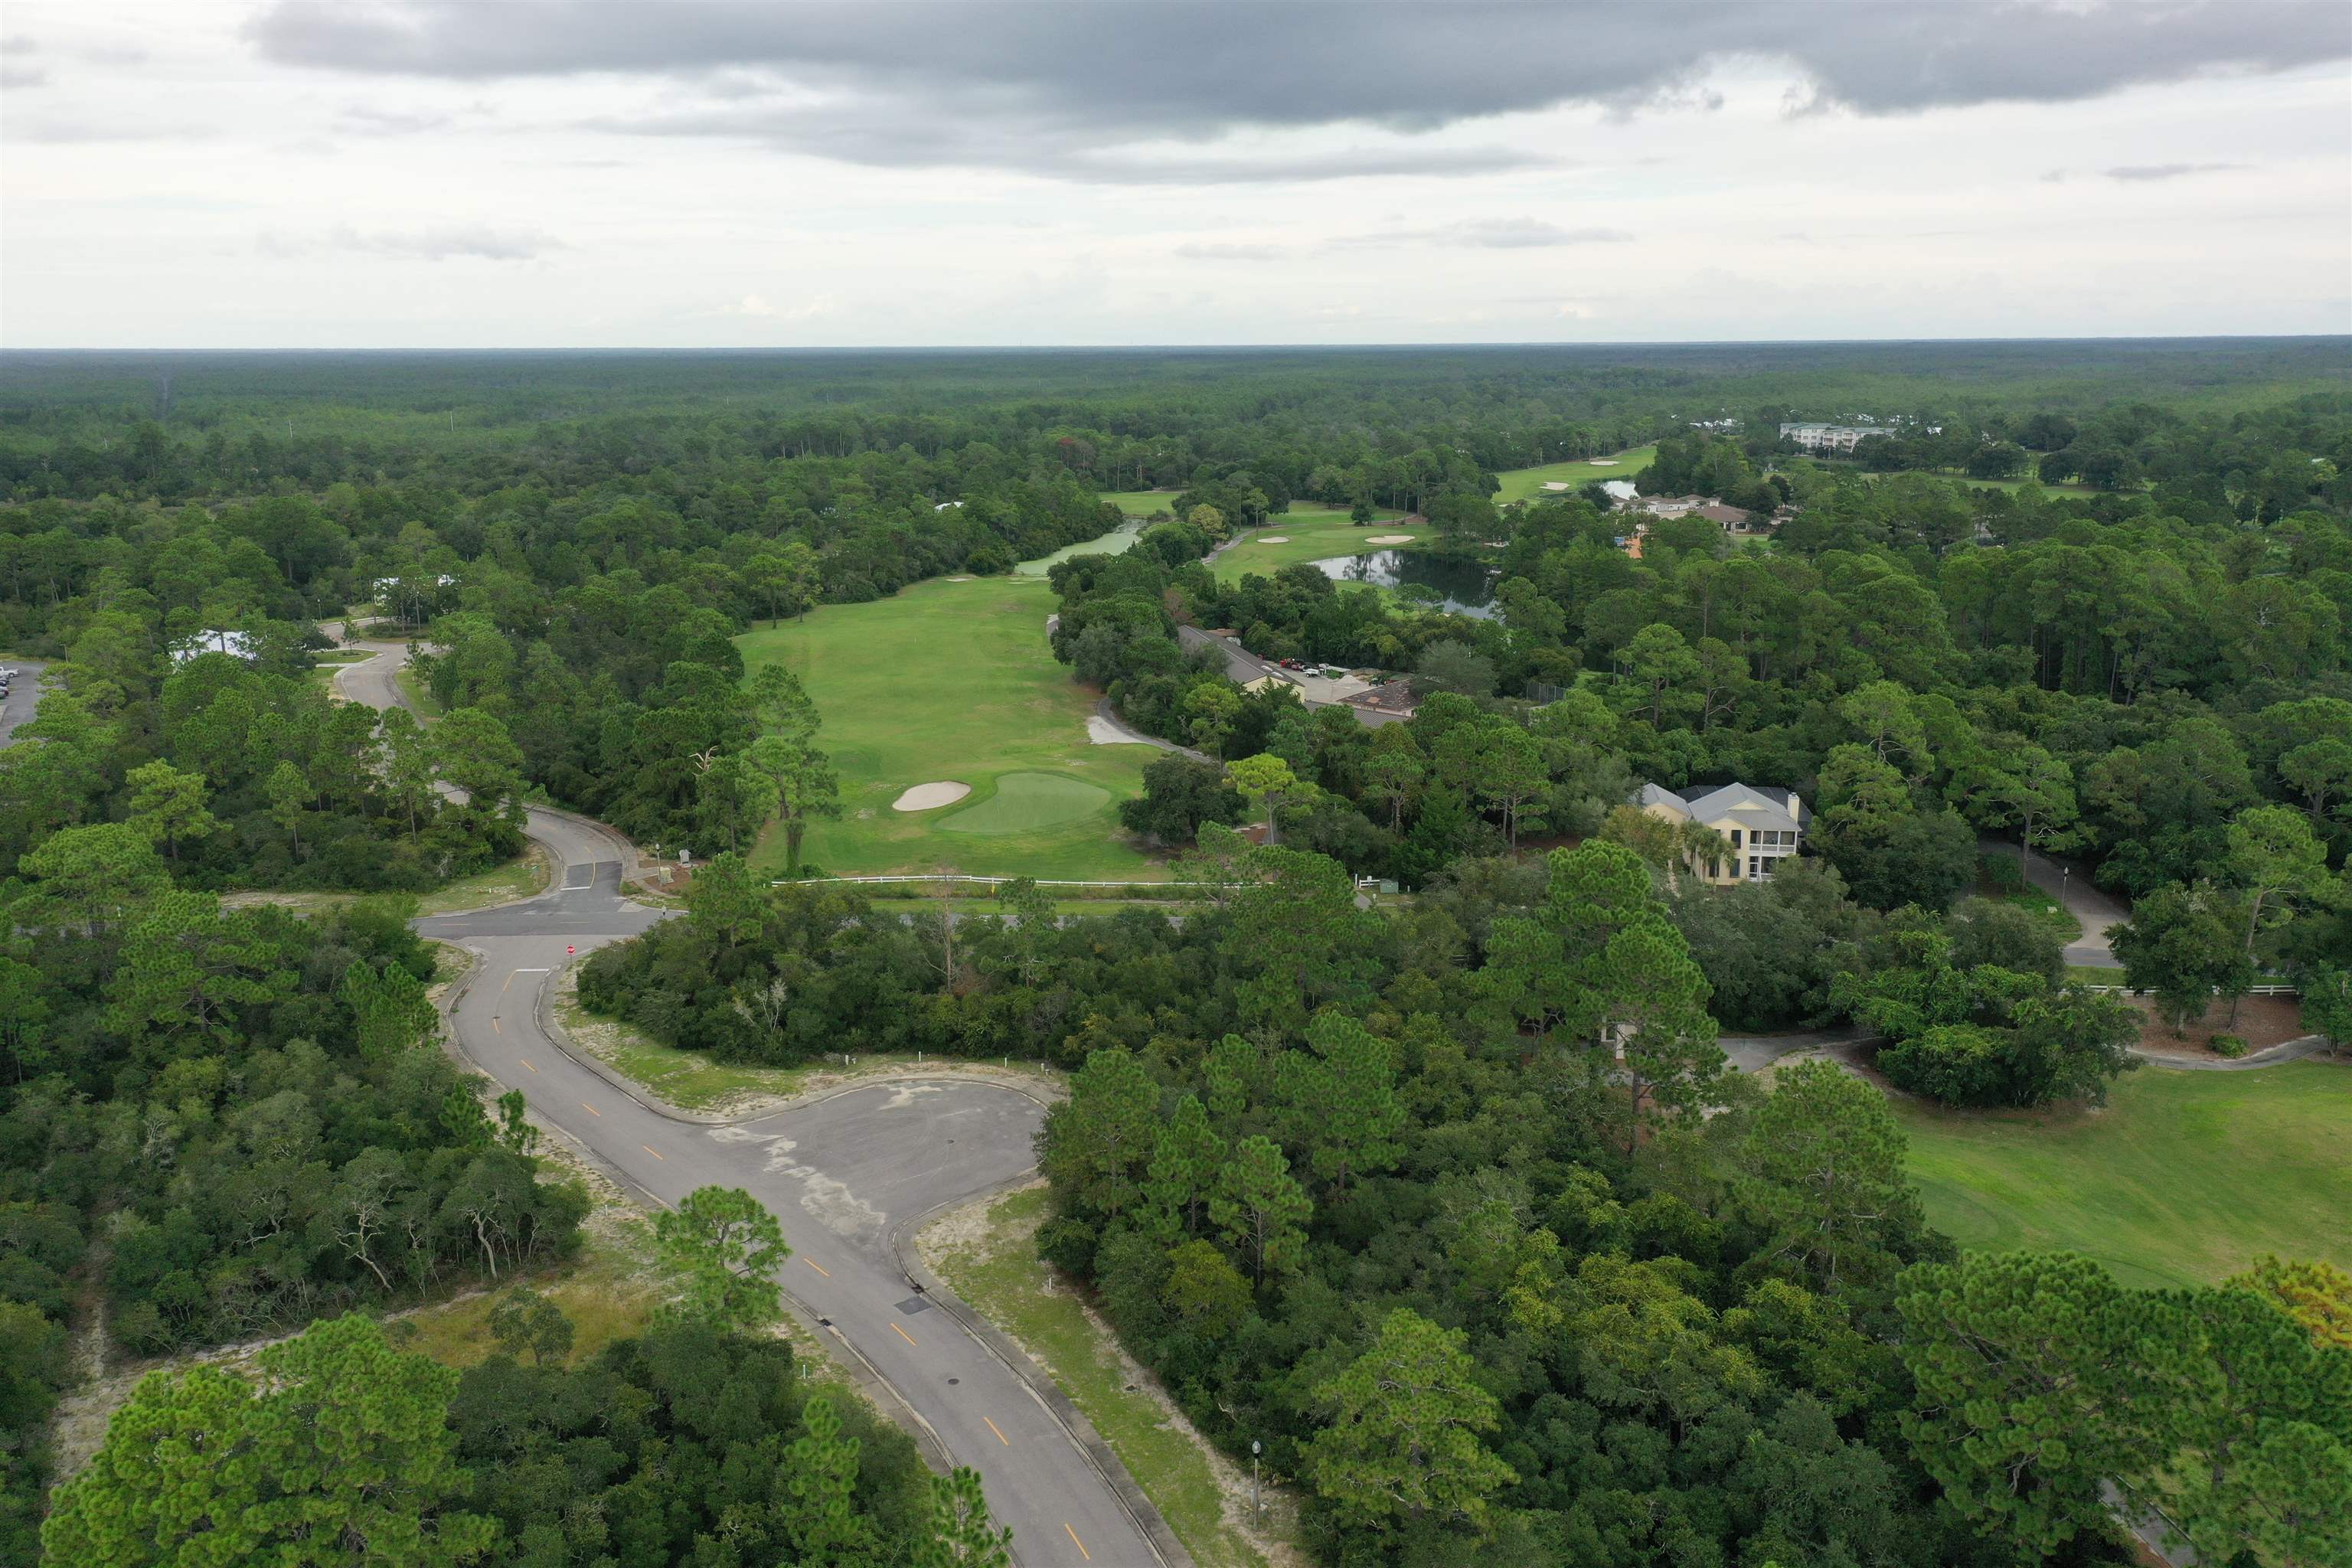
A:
[
  {"left": 168, "top": 629, "right": 257, "bottom": 665},
  {"left": 1779, "top": 422, "right": 1885, "bottom": 454}
]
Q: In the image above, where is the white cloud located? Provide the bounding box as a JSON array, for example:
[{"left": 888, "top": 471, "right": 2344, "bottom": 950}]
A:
[{"left": 0, "top": 2, "right": 2345, "bottom": 345}]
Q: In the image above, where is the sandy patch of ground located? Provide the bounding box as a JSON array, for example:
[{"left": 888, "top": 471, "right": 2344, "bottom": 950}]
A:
[
  {"left": 1086, "top": 714, "right": 1138, "bottom": 745},
  {"left": 947, "top": 575, "right": 975, "bottom": 582},
  {"left": 1588, "top": 458, "right": 1619, "bottom": 466},
  {"left": 2125, "top": 993, "right": 2308, "bottom": 1060},
  {"left": 1256, "top": 535, "right": 1289, "bottom": 543},
  {"left": 893, "top": 780, "right": 972, "bottom": 812},
  {"left": 1543, "top": 482, "right": 1571, "bottom": 490},
  {"left": 1364, "top": 534, "right": 1415, "bottom": 544}
]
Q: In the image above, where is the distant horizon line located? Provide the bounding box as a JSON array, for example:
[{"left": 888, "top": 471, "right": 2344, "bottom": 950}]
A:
[{"left": 3, "top": 333, "right": 2347, "bottom": 357}]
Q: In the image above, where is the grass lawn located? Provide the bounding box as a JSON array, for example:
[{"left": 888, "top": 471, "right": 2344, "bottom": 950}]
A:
[
  {"left": 1211, "top": 514, "right": 1423, "bottom": 585},
  {"left": 397, "top": 1231, "right": 662, "bottom": 1371},
  {"left": 926, "top": 1186, "right": 1285, "bottom": 1568},
  {"left": 1493, "top": 444, "right": 1658, "bottom": 505},
  {"left": 1099, "top": 488, "right": 1184, "bottom": 518},
  {"left": 394, "top": 665, "right": 443, "bottom": 718},
  {"left": 1897, "top": 1060, "right": 2352, "bottom": 1290},
  {"left": 736, "top": 577, "right": 1165, "bottom": 881}
]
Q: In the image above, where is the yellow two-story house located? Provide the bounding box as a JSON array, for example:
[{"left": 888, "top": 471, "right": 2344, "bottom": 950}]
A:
[{"left": 1632, "top": 782, "right": 1810, "bottom": 885}]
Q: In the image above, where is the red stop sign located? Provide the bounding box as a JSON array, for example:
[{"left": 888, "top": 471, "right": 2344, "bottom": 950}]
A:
[{"left": 566, "top": 945, "right": 575, "bottom": 956}]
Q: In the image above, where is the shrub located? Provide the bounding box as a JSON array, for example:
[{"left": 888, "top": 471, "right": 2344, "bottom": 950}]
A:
[
  {"left": 1978, "top": 852, "right": 2026, "bottom": 893},
  {"left": 2210, "top": 1033, "right": 2249, "bottom": 1059}
]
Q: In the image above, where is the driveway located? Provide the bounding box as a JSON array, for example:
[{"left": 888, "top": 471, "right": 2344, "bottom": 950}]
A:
[{"left": 1978, "top": 838, "right": 2131, "bottom": 968}]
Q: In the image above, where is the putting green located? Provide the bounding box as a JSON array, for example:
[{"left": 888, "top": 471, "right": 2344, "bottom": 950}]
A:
[{"left": 941, "top": 772, "right": 1111, "bottom": 835}]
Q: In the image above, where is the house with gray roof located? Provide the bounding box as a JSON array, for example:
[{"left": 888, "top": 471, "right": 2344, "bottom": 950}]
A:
[{"left": 1632, "top": 781, "right": 1810, "bottom": 885}]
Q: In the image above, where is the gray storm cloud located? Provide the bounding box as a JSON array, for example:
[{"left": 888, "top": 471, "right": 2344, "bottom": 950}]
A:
[{"left": 247, "top": 1, "right": 2352, "bottom": 180}]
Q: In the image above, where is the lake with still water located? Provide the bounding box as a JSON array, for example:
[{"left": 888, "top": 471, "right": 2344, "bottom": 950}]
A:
[{"left": 1309, "top": 550, "right": 1498, "bottom": 618}]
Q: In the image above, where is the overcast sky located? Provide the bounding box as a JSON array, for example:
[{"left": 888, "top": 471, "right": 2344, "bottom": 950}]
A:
[{"left": 5, "top": 1, "right": 2350, "bottom": 348}]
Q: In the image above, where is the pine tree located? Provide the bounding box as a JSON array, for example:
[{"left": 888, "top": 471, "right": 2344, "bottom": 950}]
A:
[
  {"left": 1139, "top": 1092, "right": 1223, "bottom": 1244},
  {"left": 914, "top": 1466, "right": 1013, "bottom": 1568},
  {"left": 1209, "top": 1134, "right": 1310, "bottom": 1283},
  {"left": 783, "top": 1394, "right": 881, "bottom": 1568},
  {"left": 1307, "top": 1307, "right": 1516, "bottom": 1534}
]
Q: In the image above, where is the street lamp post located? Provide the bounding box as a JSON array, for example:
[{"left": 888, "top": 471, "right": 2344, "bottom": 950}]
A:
[{"left": 1251, "top": 1439, "right": 1261, "bottom": 1519}]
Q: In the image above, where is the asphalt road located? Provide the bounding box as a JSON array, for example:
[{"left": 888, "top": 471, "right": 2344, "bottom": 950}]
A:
[
  {"left": 338, "top": 641, "right": 1168, "bottom": 1568},
  {"left": 1979, "top": 836, "right": 2130, "bottom": 967},
  {"left": 0, "top": 659, "right": 51, "bottom": 750}
]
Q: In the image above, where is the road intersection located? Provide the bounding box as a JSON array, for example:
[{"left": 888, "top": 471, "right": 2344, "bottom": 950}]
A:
[{"left": 335, "top": 642, "right": 1175, "bottom": 1568}]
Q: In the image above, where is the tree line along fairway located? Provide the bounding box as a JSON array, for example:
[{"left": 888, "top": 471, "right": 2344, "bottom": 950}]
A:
[{"left": 734, "top": 575, "right": 1168, "bottom": 881}]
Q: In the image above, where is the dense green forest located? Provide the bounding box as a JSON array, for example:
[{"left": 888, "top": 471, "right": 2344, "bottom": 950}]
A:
[{"left": 2, "top": 344, "right": 2347, "bottom": 1565}]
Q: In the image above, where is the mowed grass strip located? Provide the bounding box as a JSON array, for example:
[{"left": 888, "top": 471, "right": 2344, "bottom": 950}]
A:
[
  {"left": 1492, "top": 444, "right": 1658, "bottom": 505},
  {"left": 1014, "top": 523, "right": 1138, "bottom": 577},
  {"left": 736, "top": 576, "right": 1165, "bottom": 881},
  {"left": 927, "top": 1186, "right": 1280, "bottom": 1568},
  {"left": 1896, "top": 1060, "right": 2352, "bottom": 1290}
]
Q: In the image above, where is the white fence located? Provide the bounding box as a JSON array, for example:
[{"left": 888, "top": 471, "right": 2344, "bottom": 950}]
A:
[
  {"left": 775, "top": 874, "right": 1171, "bottom": 891},
  {"left": 2075, "top": 982, "right": 2298, "bottom": 999}
]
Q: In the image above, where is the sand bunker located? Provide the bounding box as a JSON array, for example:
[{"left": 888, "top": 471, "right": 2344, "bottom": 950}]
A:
[
  {"left": 1365, "top": 534, "right": 1416, "bottom": 544},
  {"left": 1543, "top": 482, "right": 1570, "bottom": 491},
  {"left": 893, "top": 781, "right": 972, "bottom": 812},
  {"left": 1588, "top": 458, "right": 1619, "bottom": 466},
  {"left": 1256, "top": 535, "right": 1290, "bottom": 543}
]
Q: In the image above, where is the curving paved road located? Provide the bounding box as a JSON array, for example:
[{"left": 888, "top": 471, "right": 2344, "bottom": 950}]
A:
[
  {"left": 334, "top": 642, "right": 1176, "bottom": 1568},
  {"left": 1978, "top": 837, "right": 2130, "bottom": 968}
]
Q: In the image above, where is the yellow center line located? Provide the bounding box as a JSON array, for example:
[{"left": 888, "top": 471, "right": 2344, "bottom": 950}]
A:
[
  {"left": 641, "top": 1144, "right": 664, "bottom": 1161},
  {"left": 1063, "top": 1522, "right": 1090, "bottom": 1561},
  {"left": 890, "top": 1321, "right": 918, "bottom": 1348},
  {"left": 982, "top": 1416, "right": 1009, "bottom": 1446},
  {"left": 491, "top": 1018, "right": 501, "bottom": 1034},
  {"left": 802, "top": 1257, "right": 830, "bottom": 1279},
  {"left": 521, "top": 1058, "right": 537, "bottom": 1073},
  {"left": 580, "top": 1102, "right": 601, "bottom": 1117},
  {"left": 501, "top": 972, "right": 513, "bottom": 994}
]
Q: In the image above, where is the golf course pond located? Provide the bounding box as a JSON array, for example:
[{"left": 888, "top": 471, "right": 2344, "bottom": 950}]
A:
[{"left": 1309, "top": 549, "right": 1498, "bottom": 618}]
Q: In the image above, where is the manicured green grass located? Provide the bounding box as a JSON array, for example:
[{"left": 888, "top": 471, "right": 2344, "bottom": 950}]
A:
[
  {"left": 939, "top": 770, "right": 1110, "bottom": 835},
  {"left": 1212, "top": 515, "right": 1426, "bottom": 585},
  {"left": 1897, "top": 1060, "right": 2352, "bottom": 1290},
  {"left": 1098, "top": 489, "right": 1185, "bottom": 518},
  {"left": 1998, "top": 888, "right": 2082, "bottom": 944},
  {"left": 736, "top": 577, "right": 1165, "bottom": 880},
  {"left": 928, "top": 1186, "right": 1282, "bottom": 1568},
  {"left": 1015, "top": 524, "right": 1139, "bottom": 577},
  {"left": 1493, "top": 445, "right": 1658, "bottom": 505}
]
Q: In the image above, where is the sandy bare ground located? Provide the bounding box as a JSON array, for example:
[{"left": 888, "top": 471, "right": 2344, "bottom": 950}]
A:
[
  {"left": 1588, "top": 458, "right": 1619, "bottom": 466},
  {"left": 893, "top": 780, "right": 972, "bottom": 811},
  {"left": 1364, "top": 534, "right": 1415, "bottom": 544},
  {"left": 1256, "top": 535, "right": 1289, "bottom": 543},
  {"left": 1543, "top": 482, "right": 1571, "bottom": 490},
  {"left": 2126, "top": 993, "right": 2308, "bottom": 1060}
]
